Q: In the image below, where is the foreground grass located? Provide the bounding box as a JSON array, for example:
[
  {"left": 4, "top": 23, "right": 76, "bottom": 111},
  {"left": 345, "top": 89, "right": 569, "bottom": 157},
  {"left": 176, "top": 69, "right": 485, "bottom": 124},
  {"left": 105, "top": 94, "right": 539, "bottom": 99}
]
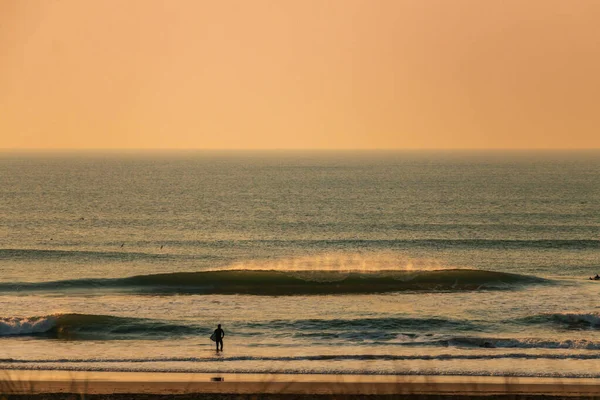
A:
[{"left": 2, "top": 373, "right": 600, "bottom": 400}]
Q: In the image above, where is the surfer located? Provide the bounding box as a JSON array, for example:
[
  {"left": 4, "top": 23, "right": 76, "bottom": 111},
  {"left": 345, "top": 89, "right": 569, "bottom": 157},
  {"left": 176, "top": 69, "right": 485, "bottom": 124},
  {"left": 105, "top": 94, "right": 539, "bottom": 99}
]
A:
[{"left": 212, "top": 324, "right": 225, "bottom": 352}]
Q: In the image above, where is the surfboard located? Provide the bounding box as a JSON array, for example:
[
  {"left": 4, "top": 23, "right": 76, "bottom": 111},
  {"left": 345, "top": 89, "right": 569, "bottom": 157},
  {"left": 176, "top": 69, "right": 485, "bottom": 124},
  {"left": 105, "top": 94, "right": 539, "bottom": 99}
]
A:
[{"left": 210, "top": 332, "right": 217, "bottom": 342}]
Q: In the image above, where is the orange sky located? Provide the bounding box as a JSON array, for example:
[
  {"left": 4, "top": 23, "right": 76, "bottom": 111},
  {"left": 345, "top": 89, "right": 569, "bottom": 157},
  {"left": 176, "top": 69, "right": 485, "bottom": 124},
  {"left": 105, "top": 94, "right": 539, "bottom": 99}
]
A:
[{"left": 1, "top": 0, "right": 600, "bottom": 149}]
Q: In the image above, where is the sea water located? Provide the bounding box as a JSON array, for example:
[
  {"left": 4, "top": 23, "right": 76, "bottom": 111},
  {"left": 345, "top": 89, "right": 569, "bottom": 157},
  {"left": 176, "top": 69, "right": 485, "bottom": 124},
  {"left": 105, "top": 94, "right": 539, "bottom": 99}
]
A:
[{"left": 0, "top": 150, "right": 599, "bottom": 376}]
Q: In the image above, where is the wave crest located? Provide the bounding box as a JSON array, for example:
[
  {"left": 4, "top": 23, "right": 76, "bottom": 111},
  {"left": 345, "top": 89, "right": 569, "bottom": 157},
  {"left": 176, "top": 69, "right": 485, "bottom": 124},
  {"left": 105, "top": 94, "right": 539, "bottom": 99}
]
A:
[{"left": 0, "top": 314, "right": 198, "bottom": 339}]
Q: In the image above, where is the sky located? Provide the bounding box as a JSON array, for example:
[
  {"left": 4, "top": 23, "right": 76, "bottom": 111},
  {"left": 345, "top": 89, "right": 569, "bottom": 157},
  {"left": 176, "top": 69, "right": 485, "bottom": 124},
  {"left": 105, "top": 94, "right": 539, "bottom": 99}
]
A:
[{"left": 1, "top": 0, "right": 600, "bottom": 149}]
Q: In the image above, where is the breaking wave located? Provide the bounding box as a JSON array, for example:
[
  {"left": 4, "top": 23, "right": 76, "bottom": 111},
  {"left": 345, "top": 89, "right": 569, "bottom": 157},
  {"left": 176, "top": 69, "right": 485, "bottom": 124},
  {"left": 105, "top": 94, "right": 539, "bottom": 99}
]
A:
[
  {"left": 0, "top": 314, "right": 199, "bottom": 339},
  {"left": 0, "top": 314, "right": 472, "bottom": 341},
  {"left": 0, "top": 269, "right": 546, "bottom": 295},
  {"left": 2, "top": 313, "right": 598, "bottom": 351},
  {"left": 435, "top": 336, "right": 600, "bottom": 350},
  {"left": 519, "top": 313, "right": 600, "bottom": 329}
]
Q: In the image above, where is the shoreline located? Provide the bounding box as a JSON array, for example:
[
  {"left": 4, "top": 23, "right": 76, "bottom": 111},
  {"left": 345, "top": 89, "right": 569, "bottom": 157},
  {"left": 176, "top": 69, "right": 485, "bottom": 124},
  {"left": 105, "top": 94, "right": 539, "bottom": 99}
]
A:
[{"left": 2, "top": 370, "right": 600, "bottom": 397}]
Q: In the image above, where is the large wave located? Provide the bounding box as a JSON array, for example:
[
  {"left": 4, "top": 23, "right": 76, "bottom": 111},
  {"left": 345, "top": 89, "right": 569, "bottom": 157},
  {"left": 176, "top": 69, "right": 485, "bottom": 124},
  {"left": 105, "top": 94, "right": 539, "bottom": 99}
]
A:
[{"left": 0, "top": 269, "right": 545, "bottom": 295}]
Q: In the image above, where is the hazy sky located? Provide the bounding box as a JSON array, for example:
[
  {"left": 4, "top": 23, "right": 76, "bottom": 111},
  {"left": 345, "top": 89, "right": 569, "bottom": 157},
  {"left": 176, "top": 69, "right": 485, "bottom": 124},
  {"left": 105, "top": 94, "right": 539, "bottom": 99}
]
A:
[{"left": 2, "top": 1, "right": 600, "bottom": 149}]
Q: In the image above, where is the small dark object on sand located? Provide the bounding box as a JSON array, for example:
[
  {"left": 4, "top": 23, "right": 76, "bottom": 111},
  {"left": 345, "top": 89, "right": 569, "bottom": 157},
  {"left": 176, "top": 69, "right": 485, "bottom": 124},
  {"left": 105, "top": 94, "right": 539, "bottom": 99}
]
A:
[{"left": 211, "top": 377, "right": 224, "bottom": 382}]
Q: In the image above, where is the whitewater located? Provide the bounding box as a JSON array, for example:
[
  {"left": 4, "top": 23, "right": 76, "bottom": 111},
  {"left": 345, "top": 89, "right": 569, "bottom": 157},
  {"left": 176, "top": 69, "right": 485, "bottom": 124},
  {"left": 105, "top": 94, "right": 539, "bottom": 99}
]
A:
[{"left": 0, "top": 150, "right": 599, "bottom": 377}]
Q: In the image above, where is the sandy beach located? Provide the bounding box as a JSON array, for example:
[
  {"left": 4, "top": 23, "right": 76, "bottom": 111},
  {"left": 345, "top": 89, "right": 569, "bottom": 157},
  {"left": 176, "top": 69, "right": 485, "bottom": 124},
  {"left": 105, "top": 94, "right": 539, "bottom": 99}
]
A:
[{"left": 1, "top": 370, "right": 600, "bottom": 398}]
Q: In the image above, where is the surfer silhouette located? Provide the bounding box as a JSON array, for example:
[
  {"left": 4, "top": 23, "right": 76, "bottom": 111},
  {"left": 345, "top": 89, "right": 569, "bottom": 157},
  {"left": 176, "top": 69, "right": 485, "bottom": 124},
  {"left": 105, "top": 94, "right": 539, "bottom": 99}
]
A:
[{"left": 211, "top": 324, "right": 225, "bottom": 352}]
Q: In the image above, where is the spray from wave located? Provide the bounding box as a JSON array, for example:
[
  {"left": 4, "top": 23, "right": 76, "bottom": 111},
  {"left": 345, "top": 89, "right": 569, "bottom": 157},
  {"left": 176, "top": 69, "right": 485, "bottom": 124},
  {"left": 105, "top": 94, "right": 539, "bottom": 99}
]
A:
[{"left": 219, "top": 253, "right": 451, "bottom": 272}]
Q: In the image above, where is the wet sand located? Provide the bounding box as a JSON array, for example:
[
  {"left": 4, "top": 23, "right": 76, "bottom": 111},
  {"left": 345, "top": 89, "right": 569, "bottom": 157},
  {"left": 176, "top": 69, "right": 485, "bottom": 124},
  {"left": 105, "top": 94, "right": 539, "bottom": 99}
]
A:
[{"left": 2, "top": 370, "right": 600, "bottom": 398}]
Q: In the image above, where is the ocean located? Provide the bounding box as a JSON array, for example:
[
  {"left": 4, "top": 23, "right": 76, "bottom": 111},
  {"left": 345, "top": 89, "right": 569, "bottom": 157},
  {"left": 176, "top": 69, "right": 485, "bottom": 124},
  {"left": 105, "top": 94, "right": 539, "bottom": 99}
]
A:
[{"left": 0, "top": 150, "right": 599, "bottom": 377}]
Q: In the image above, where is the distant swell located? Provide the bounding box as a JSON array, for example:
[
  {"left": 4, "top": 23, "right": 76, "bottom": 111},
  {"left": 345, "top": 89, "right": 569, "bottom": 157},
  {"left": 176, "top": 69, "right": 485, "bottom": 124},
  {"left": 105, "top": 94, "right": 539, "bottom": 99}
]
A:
[
  {"left": 0, "top": 248, "right": 172, "bottom": 261},
  {"left": 0, "top": 269, "right": 545, "bottom": 295},
  {"left": 0, "top": 314, "right": 198, "bottom": 339},
  {"left": 2, "top": 239, "right": 599, "bottom": 260}
]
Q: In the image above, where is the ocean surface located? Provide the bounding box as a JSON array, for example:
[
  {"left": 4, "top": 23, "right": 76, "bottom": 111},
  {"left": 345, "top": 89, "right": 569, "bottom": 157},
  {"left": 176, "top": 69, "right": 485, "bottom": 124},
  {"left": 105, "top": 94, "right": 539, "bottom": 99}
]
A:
[{"left": 0, "top": 150, "right": 599, "bottom": 377}]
